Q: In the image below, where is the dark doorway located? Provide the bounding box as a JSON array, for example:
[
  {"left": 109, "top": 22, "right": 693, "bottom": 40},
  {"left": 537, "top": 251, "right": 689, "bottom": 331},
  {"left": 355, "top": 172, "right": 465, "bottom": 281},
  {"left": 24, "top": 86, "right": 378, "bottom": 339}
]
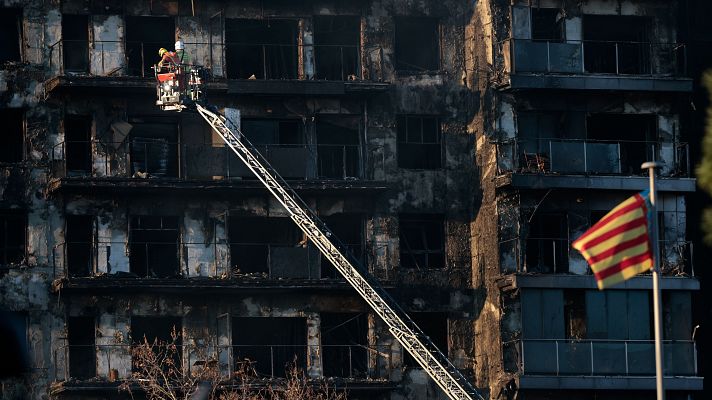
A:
[
  {"left": 531, "top": 8, "right": 564, "bottom": 42},
  {"left": 0, "top": 109, "right": 23, "bottom": 163},
  {"left": 68, "top": 316, "right": 96, "bottom": 379},
  {"left": 125, "top": 16, "right": 175, "bottom": 77},
  {"left": 62, "top": 15, "right": 89, "bottom": 73},
  {"left": 225, "top": 19, "right": 298, "bottom": 79},
  {"left": 239, "top": 119, "right": 306, "bottom": 179},
  {"left": 131, "top": 316, "right": 182, "bottom": 372},
  {"left": 64, "top": 115, "right": 92, "bottom": 173},
  {"left": 129, "top": 118, "right": 179, "bottom": 177},
  {"left": 404, "top": 313, "right": 448, "bottom": 367},
  {"left": 321, "top": 313, "right": 368, "bottom": 377},
  {"left": 232, "top": 317, "right": 307, "bottom": 377},
  {"left": 0, "top": 211, "right": 26, "bottom": 266},
  {"left": 129, "top": 215, "right": 179, "bottom": 278},
  {"left": 313, "top": 16, "right": 360, "bottom": 80},
  {"left": 320, "top": 214, "right": 363, "bottom": 278},
  {"left": 316, "top": 117, "right": 361, "bottom": 179},
  {"left": 526, "top": 213, "right": 569, "bottom": 273},
  {"left": 583, "top": 15, "right": 651, "bottom": 74},
  {"left": 66, "top": 215, "right": 93, "bottom": 277},
  {"left": 0, "top": 8, "right": 22, "bottom": 63},
  {"left": 586, "top": 114, "right": 657, "bottom": 174},
  {"left": 395, "top": 17, "right": 439, "bottom": 71}
]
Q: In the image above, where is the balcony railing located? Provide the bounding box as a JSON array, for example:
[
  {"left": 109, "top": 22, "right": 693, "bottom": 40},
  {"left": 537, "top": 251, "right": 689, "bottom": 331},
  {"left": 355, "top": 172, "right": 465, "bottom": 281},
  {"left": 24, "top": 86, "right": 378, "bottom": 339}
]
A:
[
  {"left": 53, "top": 344, "right": 392, "bottom": 381},
  {"left": 495, "top": 139, "right": 690, "bottom": 177},
  {"left": 51, "top": 141, "right": 384, "bottom": 182},
  {"left": 500, "top": 238, "right": 695, "bottom": 277},
  {"left": 520, "top": 339, "right": 697, "bottom": 377},
  {"left": 501, "top": 39, "right": 687, "bottom": 77},
  {"left": 48, "top": 39, "right": 384, "bottom": 81}
]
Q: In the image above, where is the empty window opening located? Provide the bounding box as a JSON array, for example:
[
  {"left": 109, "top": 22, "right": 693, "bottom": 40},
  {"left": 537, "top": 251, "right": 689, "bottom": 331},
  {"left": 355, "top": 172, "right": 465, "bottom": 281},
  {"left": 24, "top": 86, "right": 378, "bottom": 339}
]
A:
[
  {"left": 131, "top": 316, "right": 182, "bottom": 372},
  {"left": 586, "top": 114, "right": 657, "bottom": 174},
  {"left": 228, "top": 216, "right": 311, "bottom": 277},
  {"left": 321, "top": 313, "right": 368, "bottom": 378},
  {"left": 531, "top": 8, "right": 564, "bottom": 42},
  {"left": 66, "top": 215, "right": 94, "bottom": 277},
  {"left": 404, "top": 313, "right": 447, "bottom": 367},
  {"left": 64, "top": 115, "right": 92, "bottom": 173},
  {"left": 0, "top": 211, "right": 26, "bottom": 266},
  {"left": 129, "top": 215, "right": 179, "bottom": 278},
  {"left": 395, "top": 17, "right": 439, "bottom": 71},
  {"left": 62, "top": 15, "right": 89, "bottom": 73},
  {"left": 225, "top": 19, "right": 298, "bottom": 79},
  {"left": 583, "top": 15, "right": 651, "bottom": 74},
  {"left": 68, "top": 316, "right": 96, "bottom": 379},
  {"left": 0, "top": 311, "right": 29, "bottom": 376},
  {"left": 0, "top": 109, "right": 24, "bottom": 163},
  {"left": 320, "top": 214, "right": 363, "bottom": 278},
  {"left": 232, "top": 317, "right": 306, "bottom": 378},
  {"left": 129, "top": 117, "right": 178, "bottom": 177},
  {"left": 316, "top": 117, "right": 361, "bottom": 179},
  {"left": 313, "top": 16, "right": 360, "bottom": 80},
  {"left": 399, "top": 214, "right": 444, "bottom": 269},
  {"left": 526, "top": 213, "right": 568, "bottom": 273},
  {"left": 397, "top": 115, "right": 441, "bottom": 169},
  {"left": 125, "top": 16, "right": 175, "bottom": 77},
  {"left": 239, "top": 119, "right": 307, "bottom": 179},
  {"left": 0, "top": 8, "right": 22, "bottom": 63},
  {"left": 564, "top": 290, "right": 586, "bottom": 339}
]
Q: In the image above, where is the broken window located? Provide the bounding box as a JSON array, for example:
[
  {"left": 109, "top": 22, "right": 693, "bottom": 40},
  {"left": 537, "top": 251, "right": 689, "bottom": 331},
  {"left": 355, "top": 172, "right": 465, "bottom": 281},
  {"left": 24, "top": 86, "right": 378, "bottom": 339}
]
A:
[
  {"left": 129, "top": 117, "right": 178, "bottom": 177},
  {"left": 0, "top": 8, "right": 22, "bottom": 63},
  {"left": 125, "top": 16, "right": 175, "bottom": 77},
  {"left": 586, "top": 114, "right": 657, "bottom": 175},
  {"left": 0, "top": 311, "right": 28, "bottom": 375},
  {"left": 64, "top": 115, "right": 92, "bottom": 173},
  {"left": 0, "top": 109, "right": 24, "bottom": 163},
  {"left": 68, "top": 316, "right": 96, "bottom": 379},
  {"left": 66, "top": 215, "right": 94, "bottom": 277},
  {"left": 232, "top": 317, "right": 306, "bottom": 377},
  {"left": 131, "top": 316, "right": 182, "bottom": 372},
  {"left": 399, "top": 214, "right": 444, "bottom": 269},
  {"left": 228, "top": 216, "right": 316, "bottom": 278},
  {"left": 320, "top": 214, "right": 364, "bottom": 278},
  {"left": 583, "top": 15, "right": 651, "bottom": 74},
  {"left": 404, "top": 313, "right": 447, "bottom": 367},
  {"left": 129, "top": 215, "right": 180, "bottom": 278},
  {"left": 526, "top": 213, "right": 568, "bottom": 273},
  {"left": 0, "top": 211, "right": 26, "bottom": 266},
  {"left": 239, "top": 119, "right": 307, "bottom": 179},
  {"left": 316, "top": 116, "right": 361, "bottom": 179},
  {"left": 321, "top": 313, "right": 368, "bottom": 377},
  {"left": 531, "top": 8, "right": 564, "bottom": 42},
  {"left": 395, "top": 17, "right": 439, "bottom": 71},
  {"left": 225, "top": 19, "right": 298, "bottom": 79},
  {"left": 62, "top": 15, "right": 89, "bottom": 73},
  {"left": 313, "top": 16, "right": 360, "bottom": 80},
  {"left": 396, "top": 115, "right": 441, "bottom": 169}
]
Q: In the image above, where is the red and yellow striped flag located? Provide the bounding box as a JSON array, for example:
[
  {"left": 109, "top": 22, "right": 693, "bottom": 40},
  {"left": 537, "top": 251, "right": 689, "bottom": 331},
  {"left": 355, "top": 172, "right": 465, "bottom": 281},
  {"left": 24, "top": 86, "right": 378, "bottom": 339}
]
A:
[{"left": 572, "top": 191, "right": 654, "bottom": 289}]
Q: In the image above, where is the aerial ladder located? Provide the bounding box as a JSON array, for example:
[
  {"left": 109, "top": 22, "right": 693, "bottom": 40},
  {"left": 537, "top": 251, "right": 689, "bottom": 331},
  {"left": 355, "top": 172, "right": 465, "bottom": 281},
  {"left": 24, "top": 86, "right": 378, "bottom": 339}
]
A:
[{"left": 153, "top": 64, "right": 485, "bottom": 400}]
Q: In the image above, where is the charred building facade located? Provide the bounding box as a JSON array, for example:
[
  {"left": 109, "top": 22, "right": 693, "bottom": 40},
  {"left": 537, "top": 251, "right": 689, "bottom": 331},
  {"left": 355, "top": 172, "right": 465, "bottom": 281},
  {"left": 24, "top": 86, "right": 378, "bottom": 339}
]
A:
[{"left": 0, "top": 0, "right": 705, "bottom": 400}]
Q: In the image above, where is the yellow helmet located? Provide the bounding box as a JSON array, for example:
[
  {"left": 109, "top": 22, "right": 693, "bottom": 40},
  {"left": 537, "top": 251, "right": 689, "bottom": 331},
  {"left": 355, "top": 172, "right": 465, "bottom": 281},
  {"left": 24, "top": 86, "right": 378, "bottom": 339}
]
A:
[{"left": 158, "top": 48, "right": 168, "bottom": 56}]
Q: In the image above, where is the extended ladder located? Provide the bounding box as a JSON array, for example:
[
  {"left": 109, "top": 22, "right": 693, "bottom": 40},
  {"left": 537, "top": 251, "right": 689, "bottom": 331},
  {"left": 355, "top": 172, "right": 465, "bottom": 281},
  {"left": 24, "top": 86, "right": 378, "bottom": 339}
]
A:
[{"left": 195, "top": 103, "right": 484, "bottom": 400}]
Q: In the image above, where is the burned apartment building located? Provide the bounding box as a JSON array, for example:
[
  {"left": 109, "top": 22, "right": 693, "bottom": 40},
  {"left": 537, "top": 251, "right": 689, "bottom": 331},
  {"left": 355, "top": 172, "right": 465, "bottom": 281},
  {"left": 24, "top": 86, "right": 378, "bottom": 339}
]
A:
[{"left": 0, "top": 0, "right": 706, "bottom": 400}]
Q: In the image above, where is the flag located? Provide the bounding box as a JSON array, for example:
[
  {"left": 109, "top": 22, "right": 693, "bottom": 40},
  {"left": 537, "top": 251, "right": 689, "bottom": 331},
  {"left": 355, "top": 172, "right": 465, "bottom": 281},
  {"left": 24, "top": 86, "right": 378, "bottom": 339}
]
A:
[{"left": 572, "top": 191, "right": 654, "bottom": 289}]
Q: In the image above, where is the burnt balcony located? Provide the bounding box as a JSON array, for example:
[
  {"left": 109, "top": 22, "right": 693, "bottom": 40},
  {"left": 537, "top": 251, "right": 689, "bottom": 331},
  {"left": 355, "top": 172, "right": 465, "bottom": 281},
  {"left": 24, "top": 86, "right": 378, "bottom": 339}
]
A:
[
  {"left": 494, "top": 139, "right": 695, "bottom": 192},
  {"left": 517, "top": 339, "right": 701, "bottom": 391},
  {"left": 44, "top": 39, "right": 389, "bottom": 95},
  {"left": 48, "top": 141, "right": 387, "bottom": 195},
  {"left": 495, "top": 39, "right": 692, "bottom": 92}
]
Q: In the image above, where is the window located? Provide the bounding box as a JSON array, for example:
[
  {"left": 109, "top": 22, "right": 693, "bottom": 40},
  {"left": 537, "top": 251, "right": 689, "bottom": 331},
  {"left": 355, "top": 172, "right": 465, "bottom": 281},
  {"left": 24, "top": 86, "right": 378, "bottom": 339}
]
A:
[
  {"left": 403, "top": 313, "right": 447, "bottom": 367},
  {"left": 129, "top": 117, "right": 178, "bottom": 177},
  {"left": 239, "top": 119, "right": 307, "bottom": 179},
  {"left": 525, "top": 213, "right": 568, "bottom": 273},
  {"left": 320, "top": 214, "right": 363, "bottom": 278},
  {"left": 316, "top": 116, "right": 361, "bottom": 179},
  {"left": 129, "top": 216, "right": 179, "bottom": 278},
  {"left": 313, "top": 16, "right": 360, "bottom": 80},
  {"left": 321, "top": 313, "right": 368, "bottom": 377},
  {"left": 0, "top": 211, "right": 26, "bottom": 266},
  {"left": 125, "top": 16, "right": 175, "bottom": 77},
  {"left": 225, "top": 19, "right": 298, "bottom": 79},
  {"left": 0, "top": 311, "right": 28, "bottom": 376},
  {"left": 396, "top": 115, "right": 441, "bottom": 169},
  {"left": 586, "top": 114, "right": 657, "bottom": 174},
  {"left": 531, "top": 8, "right": 564, "bottom": 42},
  {"left": 64, "top": 115, "right": 92, "bottom": 173},
  {"left": 232, "top": 317, "right": 306, "bottom": 377},
  {"left": 583, "top": 15, "right": 651, "bottom": 74},
  {"left": 0, "top": 109, "right": 24, "bottom": 163},
  {"left": 395, "top": 17, "right": 439, "bottom": 71},
  {"left": 66, "top": 215, "right": 94, "bottom": 277},
  {"left": 62, "top": 15, "right": 89, "bottom": 72},
  {"left": 68, "top": 316, "right": 96, "bottom": 379},
  {"left": 0, "top": 8, "right": 22, "bottom": 63},
  {"left": 131, "top": 316, "right": 182, "bottom": 373},
  {"left": 399, "top": 214, "right": 444, "bottom": 269}
]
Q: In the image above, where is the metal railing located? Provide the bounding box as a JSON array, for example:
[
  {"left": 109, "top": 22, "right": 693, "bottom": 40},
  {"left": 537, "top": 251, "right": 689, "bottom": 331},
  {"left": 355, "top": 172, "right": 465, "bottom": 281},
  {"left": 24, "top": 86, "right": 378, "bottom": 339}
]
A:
[
  {"left": 54, "top": 343, "right": 392, "bottom": 381},
  {"left": 520, "top": 339, "right": 697, "bottom": 377},
  {"left": 495, "top": 139, "right": 689, "bottom": 177},
  {"left": 51, "top": 141, "right": 384, "bottom": 181},
  {"left": 48, "top": 39, "right": 384, "bottom": 81},
  {"left": 500, "top": 237, "right": 695, "bottom": 276},
  {"left": 501, "top": 39, "right": 687, "bottom": 77}
]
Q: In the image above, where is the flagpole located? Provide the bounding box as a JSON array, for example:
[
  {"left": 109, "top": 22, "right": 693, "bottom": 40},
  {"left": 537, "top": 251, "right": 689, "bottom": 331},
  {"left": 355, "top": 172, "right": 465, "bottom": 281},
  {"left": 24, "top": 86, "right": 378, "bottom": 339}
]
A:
[{"left": 642, "top": 161, "right": 664, "bottom": 400}]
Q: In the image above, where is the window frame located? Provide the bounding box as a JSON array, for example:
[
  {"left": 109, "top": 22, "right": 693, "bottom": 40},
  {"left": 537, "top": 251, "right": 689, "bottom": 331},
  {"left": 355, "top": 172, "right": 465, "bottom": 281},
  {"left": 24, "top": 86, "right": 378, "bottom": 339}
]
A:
[
  {"left": 394, "top": 16, "right": 441, "bottom": 73},
  {"left": 396, "top": 114, "right": 443, "bottom": 170},
  {"left": 398, "top": 214, "right": 446, "bottom": 269}
]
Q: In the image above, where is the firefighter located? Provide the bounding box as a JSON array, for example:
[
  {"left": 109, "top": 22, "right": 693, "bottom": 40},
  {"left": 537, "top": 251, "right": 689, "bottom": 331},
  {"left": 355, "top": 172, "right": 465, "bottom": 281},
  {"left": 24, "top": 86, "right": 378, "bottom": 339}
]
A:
[
  {"left": 174, "top": 40, "right": 191, "bottom": 65},
  {"left": 157, "top": 47, "right": 180, "bottom": 70}
]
